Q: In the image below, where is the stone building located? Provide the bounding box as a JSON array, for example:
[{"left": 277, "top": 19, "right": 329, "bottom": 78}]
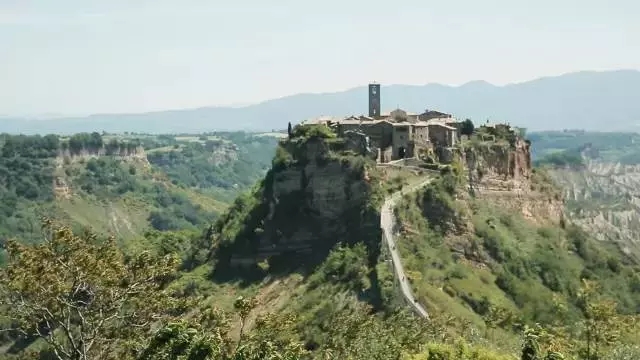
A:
[{"left": 302, "top": 83, "right": 460, "bottom": 163}]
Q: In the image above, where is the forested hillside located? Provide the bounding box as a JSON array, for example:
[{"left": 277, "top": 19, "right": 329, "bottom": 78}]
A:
[
  {"left": 2, "top": 126, "right": 640, "bottom": 359},
  {"left": 0, "top": 131, "right": 279, "bottom": 263}
]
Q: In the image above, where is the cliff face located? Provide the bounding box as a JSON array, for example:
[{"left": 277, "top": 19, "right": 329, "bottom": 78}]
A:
[
  {"left": 57, "top": 145, "right": 148, "bottom": 162},
  {"left": 463, "top": 138, "right": 563, "bottom": 224},
  {"left": 52, "top": 145, "right": 149, "bottom": 200},
  {"left": 216, "top": 135, "right": 380, "bottom": 267},
  {"left": 463, "top": 138, "right": 532, "bottom": 182},
  {"left": 549, "top": 159, "right": 640, "bottom": 260}
]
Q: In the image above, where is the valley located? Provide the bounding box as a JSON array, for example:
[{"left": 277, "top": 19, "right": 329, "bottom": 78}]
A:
[
  {"left": 0, "top": 131, "right": 279, "bottom": 261},
  {"left": 533, "top": 131, "right": 640, "bottom": 262},
  {"left": 2, "top": 125, "right": 640, "bottom": 359}
]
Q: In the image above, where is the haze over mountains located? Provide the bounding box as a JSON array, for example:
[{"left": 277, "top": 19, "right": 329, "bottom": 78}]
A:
[{"left": 3, "top": 69, "right": 639, "bottom": 135}]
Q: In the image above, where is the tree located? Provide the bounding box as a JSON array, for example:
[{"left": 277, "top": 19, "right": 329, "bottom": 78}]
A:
[
  {"left": 287, "top": 122, "right": 292, "bottom": 139},
  {"left": 577, "top": 279, "right": 625, "bottom": 359},
  {"left": 482, "top": 304, "right": 514, "bottom": 341},
  {"left": 520, "top": 326, "right": 539, "bottom": 360},
  {"left": 317, "top": 302, "right": 429, "bottom": 359},
  {"left": 137, "top": 298, "right": 307, "bottom": 360},
  {"left": 460, "top": 119, "right": 475, "bottom": 136},
  {"left": 0, "top": 219, "right": 184, "bottom": 360},
  {"left": 520, "top": 324, "right": 566, "bottom": 360}
]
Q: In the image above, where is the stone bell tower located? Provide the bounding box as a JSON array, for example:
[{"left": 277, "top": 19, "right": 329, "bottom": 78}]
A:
[{"left": 368, "top": 83, "right": 381, "bottom": 118}]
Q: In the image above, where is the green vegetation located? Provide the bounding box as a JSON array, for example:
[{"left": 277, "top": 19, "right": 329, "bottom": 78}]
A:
[
  {"left": 0, "top": 131, "right": 277, "bottom": 263},
  {"left": 460, "top": 119, "right": 475, "bottom": 136},
  {"left": 529, "top": 130, "right": 640, "bottom": 164},
  {"left": 0, "top": 220, "right": 185, "bottom": 360},
  {"left": 393, "top": 166, "right": 640, "bottom": 358},
  {"left": 146, "top": 132, "right": 276, "bottom": 202},
  {"left": 3, "top": 124, "right": 640, "bottom": 359},
  {"left": 473, "top": 124, "right": 518, "bottom": 147},
  {"left": 213, "top": 124, "right": 381, "bottom": 276},
  {"left": 4, "top": 219, "right": 621, "bottom": 360},
  {"left": 0, "top": 134, "right": 64, "bottom": 249},
  {"left": 534, "top": 148, "right": 585, "bottom": 168}
]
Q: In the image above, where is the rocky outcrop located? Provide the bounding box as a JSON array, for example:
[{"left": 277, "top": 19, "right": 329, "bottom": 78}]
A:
[
  {"left": 217, "top": 135, "right": 380, "bottom": 267},
  {"left": 52, "top": 145, "right": 149, "bottom": 199},
  {"left": 57, "top": 145, "right": 147, "bottom": 163},
  {"left": 463, "top": 137, "right": 563, "bottom": 224},
  {"left": 463, "top": 138, "right": 532, "bottom": 182}
]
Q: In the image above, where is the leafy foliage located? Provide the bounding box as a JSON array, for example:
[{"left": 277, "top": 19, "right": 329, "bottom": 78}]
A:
[
  {"left": 460, "top": 119, "right": 475, "bottom": 136},
  {"left": 4, "top": 126, "right": 640, "bottom": 359},
  {"left": 137, "top": 305, "right": 307, "bottom": 360},
  {"left": 212, "top": 132, "right": 381, "bottom": 276},
  {"left": 534, "top": 149, "right": 585, "bottom": 168},
  {"left": 528, "top": 130, "right": 640, "bottom": 164},
  {"left": 392, "top": 163, "right": 640, "bottom": 358},
  {"left": 0, "top": 219, "right": 185, "bottom": 360}
]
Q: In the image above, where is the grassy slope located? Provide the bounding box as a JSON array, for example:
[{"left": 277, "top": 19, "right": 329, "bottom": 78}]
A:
[
  {"left": 175, "top": 127, "right": 640, "bottom": 358},
  {"left": 179, "top": 124, "right": 526, "bottom": 358},
  {"left": 393, "top": 169, "right": 640, "bottom": 354},
  {"left": 191, "top": 127, "right": 427, "bottom": 343}
]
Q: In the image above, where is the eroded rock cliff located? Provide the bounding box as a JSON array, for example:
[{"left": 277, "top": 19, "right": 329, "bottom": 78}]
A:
[
  {"left": 214, "top": 130, "right": 381, "bottom": 268},
  {"left": 53, "top": 145, "right": 149, "bottom": 199},
  {"left": 549, "top": 159, "right": 640, "bottom": 260},
  {"left": 462, "top": 137, "right": 563, "bottom": 224},
  {"left": 57, "top": 145, "right": 148, "bottom": 163}
]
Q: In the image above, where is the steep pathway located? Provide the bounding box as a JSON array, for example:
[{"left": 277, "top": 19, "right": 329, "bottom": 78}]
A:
[{"left": 380, "top": 177, "right": 432, "bottom": 319}]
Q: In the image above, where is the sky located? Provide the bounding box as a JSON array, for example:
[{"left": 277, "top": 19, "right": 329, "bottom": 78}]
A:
[{"left": 1, "top": 0, "right": 639, "bottom": 117}]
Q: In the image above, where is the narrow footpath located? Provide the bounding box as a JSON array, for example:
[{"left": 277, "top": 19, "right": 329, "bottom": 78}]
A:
[{"left": 380, "top": 178, "right": 432, "bottom": 320}]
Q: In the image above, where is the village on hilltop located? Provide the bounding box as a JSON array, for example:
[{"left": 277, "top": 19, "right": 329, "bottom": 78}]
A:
[{"left": 300, "top": 83, "right": 521, "bottom": 164}]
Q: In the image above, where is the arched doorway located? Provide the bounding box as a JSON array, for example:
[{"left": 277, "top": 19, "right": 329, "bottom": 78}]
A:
[{"left": 398, "top": 146, "right": 406, "bottom": 159}]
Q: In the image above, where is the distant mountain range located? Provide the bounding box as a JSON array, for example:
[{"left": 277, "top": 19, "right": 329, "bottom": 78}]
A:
[{"left": 2, "top": 70, "right": 640, "bottom": 135}]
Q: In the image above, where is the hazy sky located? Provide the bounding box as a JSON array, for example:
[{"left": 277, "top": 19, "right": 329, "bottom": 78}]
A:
[{"left": 1, "top": 0, "right": 638, "bottom": 116}]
